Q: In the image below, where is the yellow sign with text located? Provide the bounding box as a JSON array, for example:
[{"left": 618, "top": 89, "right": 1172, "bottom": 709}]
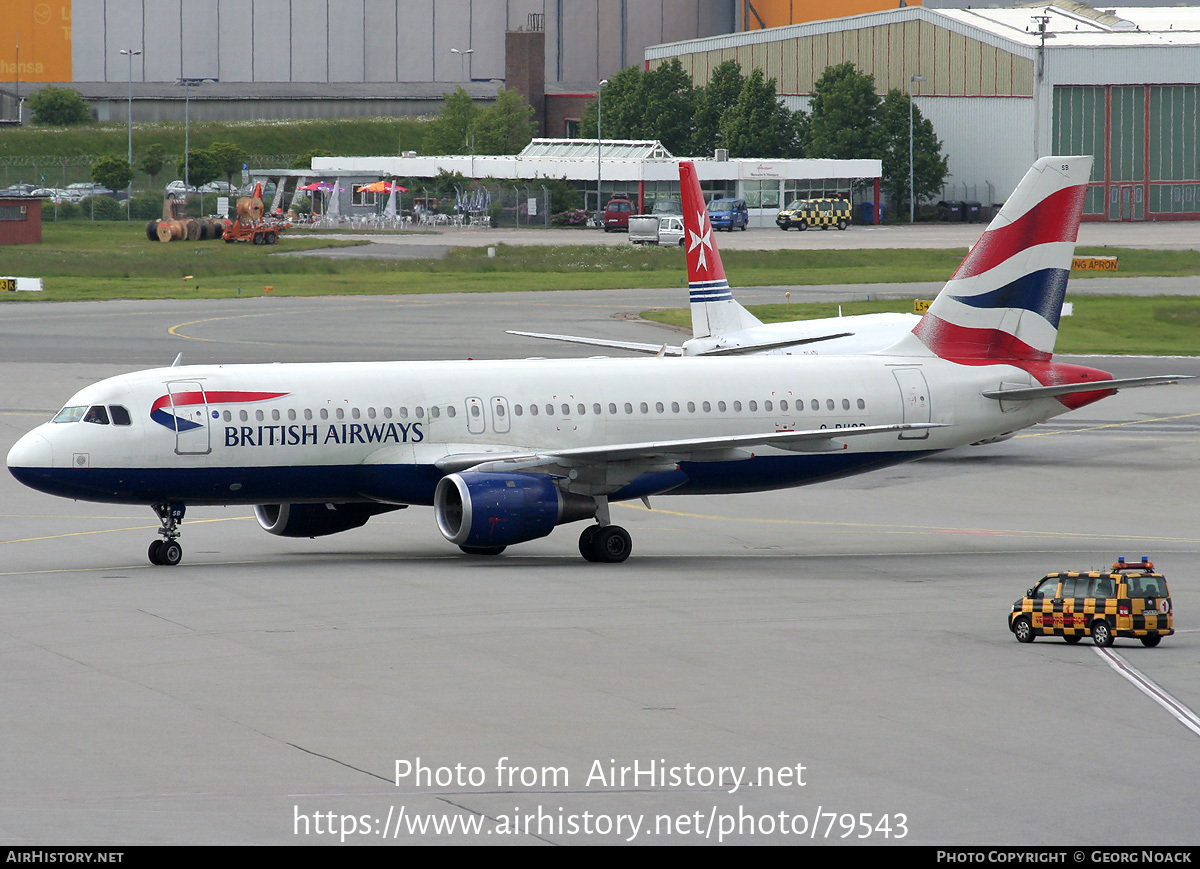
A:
[
  {"left": 914, "top": 300, "right": 932, "bottom": 313},
  {"left": 0, "top": 2, "right": 72, "bottom": 83},
  {"left": 1072, "top": 257, "right": 1118, "bottom": 271}
]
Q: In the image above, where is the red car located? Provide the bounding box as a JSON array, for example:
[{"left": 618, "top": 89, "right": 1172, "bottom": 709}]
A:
[{"left": 603, "top": 196, "right": 633, "bottom": 232}]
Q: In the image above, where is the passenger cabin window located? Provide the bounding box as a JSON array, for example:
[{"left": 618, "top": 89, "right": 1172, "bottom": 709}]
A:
[{"left": 109, "top": 405, "right": 132, "bottom": 426}]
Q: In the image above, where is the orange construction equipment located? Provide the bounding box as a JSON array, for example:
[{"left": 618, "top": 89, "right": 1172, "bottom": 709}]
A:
[{"left": 223, "top": 182, "right": 290, "bottom": 245}]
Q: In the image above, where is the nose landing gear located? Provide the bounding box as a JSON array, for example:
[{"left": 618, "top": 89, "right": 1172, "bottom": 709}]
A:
[{"left": 148, "top": 503, "right": 185, "bottom": 566}]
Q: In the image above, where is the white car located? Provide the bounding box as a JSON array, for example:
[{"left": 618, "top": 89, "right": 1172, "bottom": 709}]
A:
[{"left": 165, "top": 181, "right": 198, "bottom": 195}]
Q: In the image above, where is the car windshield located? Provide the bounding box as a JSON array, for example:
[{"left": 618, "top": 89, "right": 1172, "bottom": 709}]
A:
[{"left": 708, "top": 201, "right": 731, "bottom": 213}]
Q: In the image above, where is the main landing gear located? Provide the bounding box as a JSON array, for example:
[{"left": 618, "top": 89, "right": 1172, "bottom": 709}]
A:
[
  {"left": 148, "top": 503, "right": 185, "bottom": 566},
  {"left": 578, "top": 495, "right": 632, "bottom": 563}
]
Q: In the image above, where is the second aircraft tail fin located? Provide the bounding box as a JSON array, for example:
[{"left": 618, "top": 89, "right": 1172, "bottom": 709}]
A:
[{"left": 679, "top": 160, "right": 762, "bottom": 339}]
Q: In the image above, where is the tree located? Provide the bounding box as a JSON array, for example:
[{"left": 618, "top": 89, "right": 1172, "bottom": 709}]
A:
[
  {"left": 139, "top": 144, "right": 166, "bottom": 187},
  {"left": 28, "top": 85, "right": 90, "bottom": 125},
  {"left": 718, "top": 68, "right": 803, "bottom": 158},
  {"left": 876, "top": 89, "right": 949, "bottom": 217},
  {"left": 803, "top": 62, "right": 880, "bottom": 160},
  {"left": 578, "top": 61, "right": 695, "bottom": 155},
  {"left": 176, "top": 149, "right": 220, "bottom": 189},
  {"left": 291, "top": 149, "right": 333, "bottom": 170},
  {"left": 470, "top": 87, "right": 537, "bottom": 155},
  {"left": 208, "top": 141, "right": 249, "bottom": 189},
  {"left": 690, "top": 60, "right": 745, "bottom": 156},
  {"left": 91, "top": 155, "right": 133, "bottom": 191},
  {"left": 424, "top": 87, "right": 480, "bottom": 154}
]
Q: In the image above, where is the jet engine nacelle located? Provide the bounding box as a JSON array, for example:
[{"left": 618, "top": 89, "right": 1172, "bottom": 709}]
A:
[
  {"left": 254, "top": 502, "right": 399, "bottom": 538},
  {"left": 434, "top": 472, "right": 595, "bottom": 548}
]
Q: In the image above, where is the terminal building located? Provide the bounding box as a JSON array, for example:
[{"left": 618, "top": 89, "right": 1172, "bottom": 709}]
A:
[{"left": 310, "top": 139, "right": 883, "bottom": 226}]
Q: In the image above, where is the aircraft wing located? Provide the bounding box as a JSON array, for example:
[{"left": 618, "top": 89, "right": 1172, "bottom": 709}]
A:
[
  {"left": 433, "top": 422, "right": 944, "bottom": 474},
  {"left": 982, "top": 375, "right": 1193, "bottom": 401},
  {"left": 506, "top": 330, "right": 684, "bottom": 356}
]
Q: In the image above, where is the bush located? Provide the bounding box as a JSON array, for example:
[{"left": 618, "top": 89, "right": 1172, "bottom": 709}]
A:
[
  {"left": 551, "top": 208, "right": 590, "bottom": 227},
  {"left": 50, "top": 200, "right": 80, "bottom": 220},
  {"left": 28, "top": 85, "right": 91, "bottom": 125},
  {"left": 79, "top": 196, "right": 125, "bottom": 221},
  {"left": 129, "top": 193, "right": 165, "bottom": 221}
]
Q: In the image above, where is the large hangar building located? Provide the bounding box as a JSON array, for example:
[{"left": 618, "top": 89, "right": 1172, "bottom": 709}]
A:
[
  {"left": 647, "top": 2, "right": 1200, "bottom": 221},
  {"left": 0, "top": 0, "right": 736, "bottom": 126}
]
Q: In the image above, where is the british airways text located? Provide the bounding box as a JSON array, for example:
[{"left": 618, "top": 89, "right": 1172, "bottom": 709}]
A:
[{"left": 224, "top": 422, "right": 425, "bottom": 447}]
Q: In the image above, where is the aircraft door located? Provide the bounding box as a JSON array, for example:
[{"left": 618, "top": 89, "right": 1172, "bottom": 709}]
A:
[
  {"left": 166, "top": 380, "right": 211, "bottom": 455},
  {"left": 490, "top": 397, "right": 510, "bottom": 433},
  {"left": 893, "top": 368, "right": 930, "bottom": 439},
  {"left": 464, "top": 397, "right": 487, "bottom": 434}
]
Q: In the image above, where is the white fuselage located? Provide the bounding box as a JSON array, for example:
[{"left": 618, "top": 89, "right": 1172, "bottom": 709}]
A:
[{"left": 9, "top": 353, "right": 1055, "bottom": 508}]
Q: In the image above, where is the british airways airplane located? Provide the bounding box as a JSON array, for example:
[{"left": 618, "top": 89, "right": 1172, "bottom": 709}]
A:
[{"left": 6, "top": 156, "right": 1186, "bottom": 566}]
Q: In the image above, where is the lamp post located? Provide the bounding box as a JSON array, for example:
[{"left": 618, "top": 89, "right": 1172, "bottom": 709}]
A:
[
  {"left": 120, "top": 48, "right": 141, "bottom": 219},
  {"left": 908, "top": 73, "right": 925, "bottom": 224},
  {"left": 176, "top": 77, "right": 218, "bottom": 195},
  {"left": 597, "top": 79, "right": 607, "bottom": 226},
  {"left": 449, "top": 48, "right": 474, "bottom": 83}
]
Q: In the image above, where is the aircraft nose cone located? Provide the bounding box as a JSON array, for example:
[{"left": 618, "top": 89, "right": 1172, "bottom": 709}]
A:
[{"left": 7, "top": 431, "right": 53, "bottom": 471}]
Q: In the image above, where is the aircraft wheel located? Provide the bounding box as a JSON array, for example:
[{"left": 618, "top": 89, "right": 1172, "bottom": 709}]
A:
[
  {"left": 148, "top": 540, "right": 164, "bottom": 565},
  {"left": 1013, "top": 616, "right": 1034, "bottom": 643},
  {"left": 1064, "top": 634, "right": 1082, "bottom": 644},
  {"left": 459, "top": 544, "right": 506, "bottom": 556},
  {"left": 1141, "top": 635, "right": 1162, "bottom": 647},
  {"left": 578, "top": 525, "right": 600, "bottom": 562},
  {"left": 1092, "top": 620, "right": 1114, "bottom": 647},
  {"left": 159, "top": 540, "right": 183, "bottom": 566},
  {"left": 592, "top": 526, "right": 631, "bottom": 563}
]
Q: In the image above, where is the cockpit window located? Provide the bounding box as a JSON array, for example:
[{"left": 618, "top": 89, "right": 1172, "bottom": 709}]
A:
[
  {"left": 83, "top": 405, "right": 110, "bottom": 425},
  {"left": 109, "top": 405, "right": 132, "bottom": 426},
  {"left": 52, "top": 405, "right": 87, "bottom": 423}
]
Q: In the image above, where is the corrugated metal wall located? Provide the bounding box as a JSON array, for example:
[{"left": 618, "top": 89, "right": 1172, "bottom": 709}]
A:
[
  {"left": 650, "top": 17, "right": 1033, "bottom": 97},
  {"left": 68, "top": 0, "right": 734, "bottom": 85}
]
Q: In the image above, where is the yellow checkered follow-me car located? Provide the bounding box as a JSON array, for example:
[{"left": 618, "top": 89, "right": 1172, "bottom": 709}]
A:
[
  {"left": 775, "top": 198, "right": 851, "bottom": 231},
  {"left": 1009, "top": 557, "right": 1173, "bottom": 647}
]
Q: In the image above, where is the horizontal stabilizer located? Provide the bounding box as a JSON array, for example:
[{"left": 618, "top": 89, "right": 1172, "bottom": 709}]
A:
[
  {"left": 700, "top": 332, "right": 856, "bottom": 356},
  {"left": 506, "top": 330, "right": 684, "bottom": 356},
  {"left": 982, "top": 375, "right": 1193, "bottom": 401}
]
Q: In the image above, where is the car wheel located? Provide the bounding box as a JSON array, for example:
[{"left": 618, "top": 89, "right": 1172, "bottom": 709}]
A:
[
  {"left": 779, "top": 225, "right": 788, "bottom": 231},
  {"left": 837, "top": 219, "right": 848, "bottom": 230},
  {"left": 678, "top": 238, "right": 685, "bottom": 247},
  {"left": 1092, "top": 620, "right": 1114, "bottom": 647},
  {"left": 1013, "top": 616, "right": 1034, "bottom": 643},
  {"left": 1064, "top": 634, "right": 1082, "bottom": 644},
  {"left": 796, "top": 221, "right": 807, "bottom": 231},
  {"left": 1141, "top": 635, "right": 1162, "bottom": 647}
]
